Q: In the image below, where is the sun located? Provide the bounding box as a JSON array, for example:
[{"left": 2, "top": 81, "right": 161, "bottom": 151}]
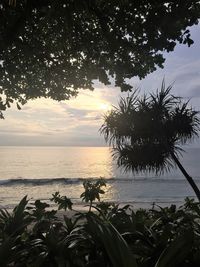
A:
[{"left": 99, "top": 103, "right": 112, "bottom": 111}]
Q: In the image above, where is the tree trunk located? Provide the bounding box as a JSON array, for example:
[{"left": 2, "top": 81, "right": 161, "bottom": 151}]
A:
[{"left": 170, "top": 151, "right": 200, "bottom": 202}]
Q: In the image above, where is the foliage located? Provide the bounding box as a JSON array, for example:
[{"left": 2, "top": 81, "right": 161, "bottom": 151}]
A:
[
  {"left": 101, "top": 82, "right": 199, "bottom": 173},
  {"left": 51, "top": 191, "right": 73, "bottom": 211},
  {"left": 101, "top": 81, "right": 200, "bottom": 200},
  {"left": 80, "top": 178, "right": 106, "bottom": 211},
  {"left": 1, "top": 182, "right": 200, "bottom": 266},
  {"left": 85, "top": 213, "right": 138, "bottom": 267},
  {"left": 1, "top": 1, "right": 200, "bottom": 117}
]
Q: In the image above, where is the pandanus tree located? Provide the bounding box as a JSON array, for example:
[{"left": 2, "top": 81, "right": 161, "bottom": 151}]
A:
[{"left": 101, "top": 82, "right": 200, "bottom": 201}]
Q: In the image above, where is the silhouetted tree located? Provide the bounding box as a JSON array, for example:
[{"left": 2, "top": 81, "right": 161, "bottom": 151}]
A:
[
  {"left": 1, "top": 1, "right": 200, "bottom": 117},
  {"left": 101, "top": 82, "right": 200, "bottom": 201}
]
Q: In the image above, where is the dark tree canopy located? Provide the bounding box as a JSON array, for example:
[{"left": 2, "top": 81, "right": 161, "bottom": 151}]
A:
[
  {"left": 0, "top": 0, "right": 200, "bottom": 117},
  {"left": 101, "top": 82, "right": 200, "bottom": 200},
  {"left": 101, "top": 85, "right": 199, "bottom": 172}
]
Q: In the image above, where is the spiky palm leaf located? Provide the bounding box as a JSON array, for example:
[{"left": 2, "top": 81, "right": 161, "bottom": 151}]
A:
[{"left": 101, "top": 81, "right": 200, "bottom": 199}]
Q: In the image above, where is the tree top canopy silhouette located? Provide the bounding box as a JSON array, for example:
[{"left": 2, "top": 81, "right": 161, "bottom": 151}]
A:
[
  {"left": 101, "top": 81, "right": 200, "bottom": 200},
  {"left": 0, "top": 0, "right": 200, "bottom": 117}
]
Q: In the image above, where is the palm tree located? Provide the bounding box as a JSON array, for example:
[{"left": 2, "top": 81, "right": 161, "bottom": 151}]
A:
[{"left": 101, "top": 81, "right": 200, "bottom": 201}]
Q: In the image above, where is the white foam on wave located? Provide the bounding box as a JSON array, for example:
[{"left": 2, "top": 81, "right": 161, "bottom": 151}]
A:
[{"left": 0, "top": 176, "right": 200, "bottom": 186}]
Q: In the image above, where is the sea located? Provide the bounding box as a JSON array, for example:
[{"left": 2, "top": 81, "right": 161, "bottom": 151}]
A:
[{"left": 0, "top": 146, "right": 200, "bottom": 209}]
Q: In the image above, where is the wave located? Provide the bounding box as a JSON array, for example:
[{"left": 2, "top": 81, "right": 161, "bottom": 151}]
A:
[{"left": 0, "top": 176, "right": 199, "bottom": 186}]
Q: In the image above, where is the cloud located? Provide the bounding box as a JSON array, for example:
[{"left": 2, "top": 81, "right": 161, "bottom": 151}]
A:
[
  {"left": 189, "top": 85, "right": 200, "bottom": 98},
  {"left": 0, "top": 84, "right": 113, "bottom": 145},
  {"left": 1, "top": 25, "right": 200, "bottom": 146}
]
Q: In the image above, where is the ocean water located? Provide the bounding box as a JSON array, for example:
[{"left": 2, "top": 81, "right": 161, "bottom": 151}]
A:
[{"left": 0, "top": 146, "right": 200, "bottom": 209}]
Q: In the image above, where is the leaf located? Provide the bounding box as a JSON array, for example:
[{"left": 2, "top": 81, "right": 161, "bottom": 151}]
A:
[
  {"left": 87, "top": 214, "right": 138, "bottom": 267},
  {"left": 155, "top": 230, "right": 193, "bottom": 267},
  {"left": 51, "top": 192, "right": 73, "bottom": 210},
  {"left": 16, "top": 103, "right": 21, "bottom": 110},
  {"left": 0, "top": 237, "right": 16, "bottom": 266}
]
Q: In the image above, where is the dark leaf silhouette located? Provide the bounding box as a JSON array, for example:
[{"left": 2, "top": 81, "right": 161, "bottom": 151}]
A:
[
  {"left": 101, "top": 81, "right": 200, "bottom": 200},
  {"left": 1, "top": 1, "right": 200, "bottom": 117}
]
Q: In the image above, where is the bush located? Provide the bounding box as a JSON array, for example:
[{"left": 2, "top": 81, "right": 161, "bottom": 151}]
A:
[{"left": 0, "top": 180, "right": 200, "bottom": 267}]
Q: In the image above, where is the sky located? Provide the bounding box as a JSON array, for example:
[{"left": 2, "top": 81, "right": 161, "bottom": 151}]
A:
[{"left": 0, "top": 25, "right": 200, "bottom": 147}]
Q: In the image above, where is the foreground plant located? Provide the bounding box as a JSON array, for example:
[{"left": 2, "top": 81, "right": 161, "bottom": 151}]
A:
[
  {"left": 51, "top": 192, "right": 73, "bottom": 211},
  {"left": 0, "top": 183, "right": 200, "bottom": 266},
  {"left": 81, "top": 178, "right": 106, "bottom": 211},
  {"left": 101, "top": 81, "right": 200, "bottom": 201}
]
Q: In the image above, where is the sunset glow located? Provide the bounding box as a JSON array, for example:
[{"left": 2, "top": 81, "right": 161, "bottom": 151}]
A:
[
  {"left": 0, "top": 26, "right": 200, "bottom": 146},
  {"left": 99, "top": 103, "right": 112, "bottom": 111}
]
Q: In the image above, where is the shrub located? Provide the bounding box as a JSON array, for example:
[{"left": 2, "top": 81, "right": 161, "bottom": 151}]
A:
[{"left": 0, "top": 180, "right": 200, "bottom": 266}]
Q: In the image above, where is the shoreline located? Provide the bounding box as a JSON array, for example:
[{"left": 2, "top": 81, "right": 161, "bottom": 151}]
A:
[{"left": 1, "top": 199, "right": 188, "bottom": 214}]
